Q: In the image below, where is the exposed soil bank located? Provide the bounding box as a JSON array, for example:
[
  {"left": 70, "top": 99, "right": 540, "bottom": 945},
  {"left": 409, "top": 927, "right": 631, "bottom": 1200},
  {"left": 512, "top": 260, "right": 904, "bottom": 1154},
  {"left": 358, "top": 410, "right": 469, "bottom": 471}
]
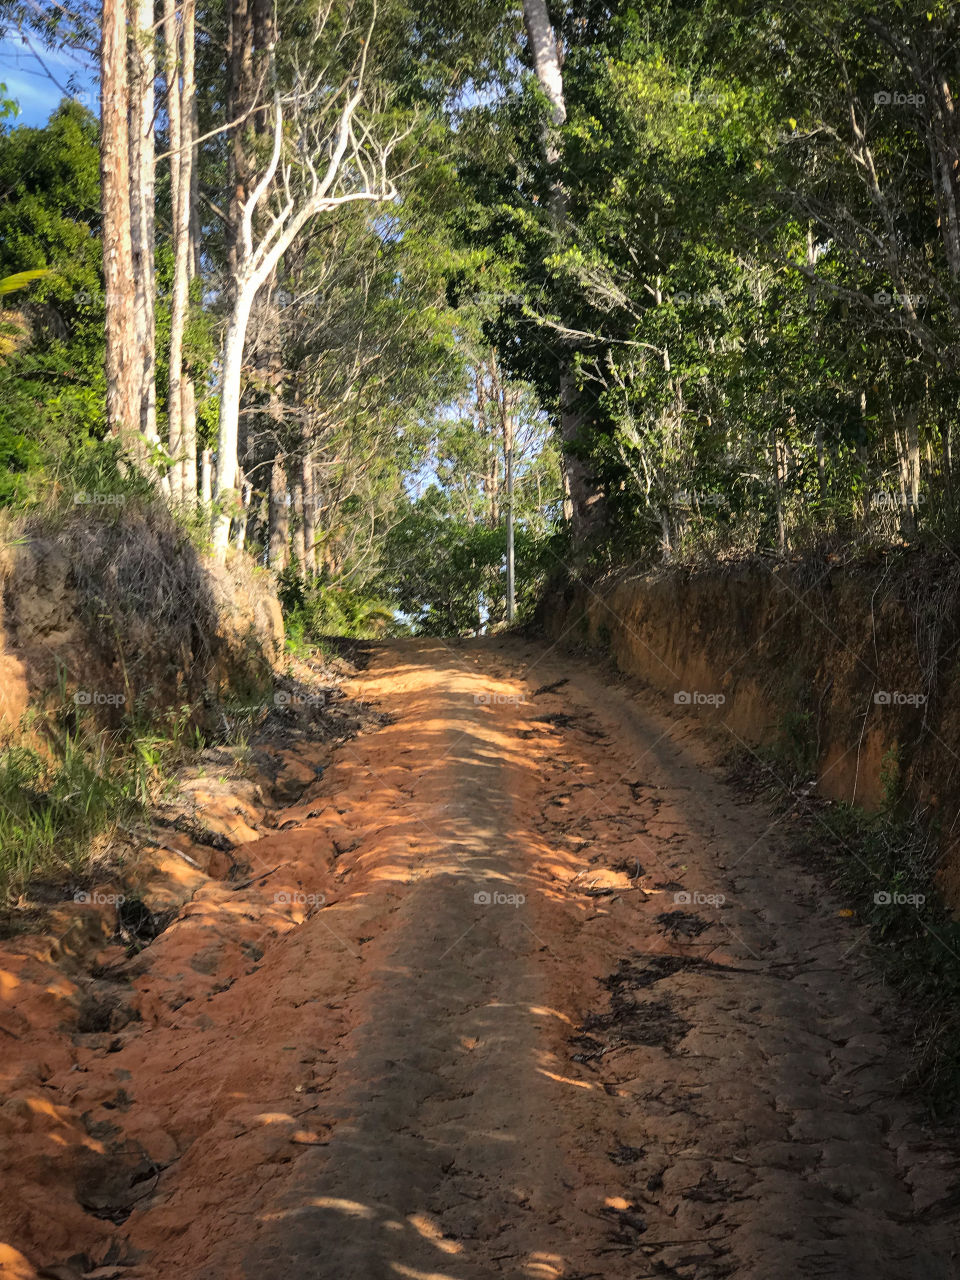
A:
[
  {"left": 0, "top": 505, "right": 284, "bottom": 734},
  {"left": 542, "top": 555, "right": 960, "bottom": 906}
]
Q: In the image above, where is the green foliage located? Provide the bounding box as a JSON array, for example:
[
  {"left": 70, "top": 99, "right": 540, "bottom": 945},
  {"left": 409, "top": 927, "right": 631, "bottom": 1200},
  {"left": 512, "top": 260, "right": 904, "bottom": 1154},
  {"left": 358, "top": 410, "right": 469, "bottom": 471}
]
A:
[
  {"left": 0, "top": 737, "right": 141, "bottom": 896},
  {"left": 277, "top": 566, "right": 401, "bottom": 644},
  {"left": 0, "top": 425, "right": 156, "bottom": 511},
  {"left": 0, "top": 99, "right": 106, "bottom": 498},
  {"left": 378, "top": 490, "right": 553, "bottom": 635},
  {"left": 446, "top": 1, "right": 960, "bottom": 567},
  {"left": 380, "top": 499, "right": 506, "bottom": 635}
]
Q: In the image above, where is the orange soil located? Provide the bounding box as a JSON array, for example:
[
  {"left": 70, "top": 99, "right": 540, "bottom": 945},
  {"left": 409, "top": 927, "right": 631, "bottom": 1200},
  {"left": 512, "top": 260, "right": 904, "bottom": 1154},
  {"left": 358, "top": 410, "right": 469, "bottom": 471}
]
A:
[{"left": 1, "top": 637, "right": 959, "bottom": 1278}]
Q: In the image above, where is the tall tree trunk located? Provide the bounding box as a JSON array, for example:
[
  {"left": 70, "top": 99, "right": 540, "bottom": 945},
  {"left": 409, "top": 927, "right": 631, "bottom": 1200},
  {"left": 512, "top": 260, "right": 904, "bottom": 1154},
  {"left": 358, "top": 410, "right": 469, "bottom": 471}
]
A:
[
  {"left": 660, "top": 507, "right": 672, "bottom": 562},
  {"left": 163, "top": 0, "right": 184, "bottom": 503},
  {"left": 200, "top": 448, "right": 214, "bottom": 504},
  {"left": 182, "top": 4, "right": 201, "bottom": 496},
  {"left": 806, "top": 226, "right": 827, "bottom": 503},
  {"left": 291, "top": 469, "right": 305, "bottom": 570},
  {"left": 504, "top": 408, "right": 515, "bottom": 623},
  {"left": 558, "top": 373, "right": 603, "bottom": 538},
  {"left": 129, "top": 0, "right": 157, "bottom": 446},
  {"left": 476, "top": 367, "right": 501, "bottom": 527},
  {"left": 771, "top": 424, "right": 786, "bottom": 553},
  {"left": 225, "top": 0, "right": 264, "bottom": 284},
  {"left": 190, "top": 82, "right": 201, "bottom": 277},
  {"left": 212, "top": 288, "right": 255, "bottom": 554},
  {"left": 521, "top": 0, "right": 603, "bottom": 542},
  {"left": 300, "top": 453, "right": 316, "bottom": 575},
  {"left": 521, "top": 0, "right": 565, "bottom": 143},
  {"left": 487, "top": 449, "right": 499, "bottom": 527},
  {"left": 215, "top": 0, "right": 271, "bottom": 556},
  {"left": 101, "top": 0, "right": 140, "bottom": 445},
  {"left": 181, "top": 374, "right": 198, "bottom": 500},
  {"left": 896, "top": 407, "right": 921, "bottom": 539},
  {"left": 268, "top": 455, "right": 289, "bottom": 570},
  {"left": 177, "top": 0, "right": 198, "bottom": 503},
  {"left": 234, "top": 475, "right": 251, "bottom": 550}
]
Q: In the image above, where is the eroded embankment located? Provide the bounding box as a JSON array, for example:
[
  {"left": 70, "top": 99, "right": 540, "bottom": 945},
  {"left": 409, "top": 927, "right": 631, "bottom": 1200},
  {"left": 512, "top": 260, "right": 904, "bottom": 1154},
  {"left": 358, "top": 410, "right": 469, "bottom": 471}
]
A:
[
  {"left": 542, "top": 555, "right": 960, "bottom": 905},
  {"left": 0, "top": 671, "right": 376, "bottom": 1279},
  {"left": 0, "top": 502, "right": 284, "bottom": 734}
]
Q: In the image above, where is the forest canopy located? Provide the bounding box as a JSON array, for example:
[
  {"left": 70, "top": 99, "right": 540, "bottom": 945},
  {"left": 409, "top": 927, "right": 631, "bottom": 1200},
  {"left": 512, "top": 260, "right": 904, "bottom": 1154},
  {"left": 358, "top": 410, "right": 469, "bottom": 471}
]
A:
[{"left": 0, "top": 0, "right": 956, "bottom": 632}]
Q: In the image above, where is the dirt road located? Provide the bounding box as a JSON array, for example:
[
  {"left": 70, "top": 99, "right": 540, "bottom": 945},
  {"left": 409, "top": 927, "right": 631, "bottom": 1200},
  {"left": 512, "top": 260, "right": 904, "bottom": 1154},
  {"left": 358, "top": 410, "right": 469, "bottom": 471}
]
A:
[{"left": 4, "top": 637, "right": 960, "bottom": 1279}]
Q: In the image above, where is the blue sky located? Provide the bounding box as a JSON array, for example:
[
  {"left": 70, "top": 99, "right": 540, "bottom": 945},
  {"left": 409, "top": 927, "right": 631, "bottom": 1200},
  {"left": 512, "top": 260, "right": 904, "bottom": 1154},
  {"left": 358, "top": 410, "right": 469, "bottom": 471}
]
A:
[{"left": 0, "top": 30, "right": 97, "bottom": 126}]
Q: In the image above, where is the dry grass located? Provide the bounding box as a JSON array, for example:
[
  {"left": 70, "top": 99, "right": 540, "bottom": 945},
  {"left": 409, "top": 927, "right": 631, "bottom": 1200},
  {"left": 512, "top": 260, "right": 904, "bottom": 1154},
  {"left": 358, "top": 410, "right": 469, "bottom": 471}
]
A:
[{"left": 0, "top": 498, "right": 283, "bottom": 896}]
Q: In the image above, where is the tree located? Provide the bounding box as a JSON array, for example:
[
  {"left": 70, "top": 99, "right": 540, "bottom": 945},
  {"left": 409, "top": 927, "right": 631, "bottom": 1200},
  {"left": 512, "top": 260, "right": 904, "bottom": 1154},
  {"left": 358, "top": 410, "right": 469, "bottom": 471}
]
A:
[
  {"left": 210, "top": 9, "right": 402, "bottom": 559},
  {"left": 100, "top": 0, "right": 139, "bottom": 447},
  {"left": 129, "top": 0, "right": 157, "bottom": 446},
  {"left": 163, "top": 0, "right": 197, "bottom": 504},
  {"left": 521, "top": 0, "right": 605, "bottom": 542}
]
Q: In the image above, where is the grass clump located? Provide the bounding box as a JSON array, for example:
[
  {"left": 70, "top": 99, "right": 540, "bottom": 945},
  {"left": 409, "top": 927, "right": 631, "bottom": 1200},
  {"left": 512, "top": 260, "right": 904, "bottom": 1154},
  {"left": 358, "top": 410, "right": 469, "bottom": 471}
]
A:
[
  {"left": 0, "top": 737, "right": 141, "bottom": 896},
  {"left": 0, "top": 691, "right": 249, "bottom": 901}
]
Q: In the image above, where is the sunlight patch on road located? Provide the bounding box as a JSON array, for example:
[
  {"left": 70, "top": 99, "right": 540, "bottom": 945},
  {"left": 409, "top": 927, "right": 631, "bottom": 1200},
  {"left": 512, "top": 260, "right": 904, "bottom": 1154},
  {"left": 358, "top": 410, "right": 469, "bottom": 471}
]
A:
[
  {"left": 390, "top": 1265, "right": 460, "bottom": 1280},
  {"left": 251, "top": 1111, "right": 295, "bottom": 1126},
  {"left": 308, "top": 1196, "right": 375, "bottom": 1218},
  {"left": 407, "top": 1213, "right": 462, "bottom": 1254},
  {"left": 523, "top": 1253, "right": 565, "bottom": 1278},
  {"left": 527, "top": 1004, "right": 575, "bottom": 1025},
  {"left": 537, "top": 1067, "right": 595, "bottom": 1090}
]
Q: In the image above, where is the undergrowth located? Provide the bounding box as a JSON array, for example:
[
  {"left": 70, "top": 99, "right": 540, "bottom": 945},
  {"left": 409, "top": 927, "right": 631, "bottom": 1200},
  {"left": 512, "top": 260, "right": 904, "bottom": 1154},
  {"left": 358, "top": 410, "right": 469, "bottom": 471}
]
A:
[
  {"left": 277, "top": 565, "right": 402, "bottom": 649},
  {"left": 810, "top": 803, "right": 960, "bottom": 1119},
  {"left": 0, "top": 486, "right": 286, "bottom": 900},
  {"left": 0, "top": 739, "right": 140, "bottom": 893},
  {"left": 0, "top": 694, "right": 214, "bottom": 899},
  {"left": 735, "top": 739, "right": 960, "bottom": 1121}
]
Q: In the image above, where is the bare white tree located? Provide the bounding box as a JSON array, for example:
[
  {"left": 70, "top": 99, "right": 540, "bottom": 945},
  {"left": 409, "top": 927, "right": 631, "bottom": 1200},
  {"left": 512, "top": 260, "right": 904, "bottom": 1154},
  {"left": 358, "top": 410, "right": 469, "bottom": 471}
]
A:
[{"left": 211, "top": 16, "right": 401, "bottom": 560}]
